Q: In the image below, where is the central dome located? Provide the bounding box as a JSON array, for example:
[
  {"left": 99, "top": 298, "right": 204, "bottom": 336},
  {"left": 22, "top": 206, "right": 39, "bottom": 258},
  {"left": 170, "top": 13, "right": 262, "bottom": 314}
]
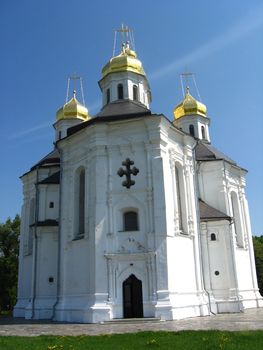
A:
[{"left": 102, "top": 43, "right": 146, "bottom": 78}]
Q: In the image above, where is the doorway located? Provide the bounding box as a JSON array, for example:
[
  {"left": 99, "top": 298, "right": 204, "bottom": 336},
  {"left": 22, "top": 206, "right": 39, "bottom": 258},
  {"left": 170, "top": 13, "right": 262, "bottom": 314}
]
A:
[{"left": 123, "top": 274, "right": 143, "bottom": 318}]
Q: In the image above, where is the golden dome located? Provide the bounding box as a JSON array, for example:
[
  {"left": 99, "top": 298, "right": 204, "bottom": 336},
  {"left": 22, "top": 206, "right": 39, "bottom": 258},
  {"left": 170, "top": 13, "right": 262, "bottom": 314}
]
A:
[
  {"left": 173, "top": 87, "right": 207, "bottom": 120},
  {"left": 56, "top": 91, "right": 90, "bottom": 121},
  {"left": 102, "top": 42, "right": 146, "bottom": 78}
]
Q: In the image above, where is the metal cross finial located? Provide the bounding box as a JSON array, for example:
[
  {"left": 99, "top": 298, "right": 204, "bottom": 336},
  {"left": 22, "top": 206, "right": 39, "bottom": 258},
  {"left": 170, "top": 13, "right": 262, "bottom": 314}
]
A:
[
  {"left": 117, "top": 158, "right": 139, "bottom": 189},
  {"left": 66, "top": 74, "right": 86, "bottom": 106},
  {"left": 180, "top": 71, "right": 193, "bottom": 97},
  {"left": 112, "top": 24, "right": 135, "bottom": 57},
  {"left": 117, "top": 23, "right": 130, "bottom": 45},
  {"left": 180, "top": 71, "right": 202, "bottom": 101}
]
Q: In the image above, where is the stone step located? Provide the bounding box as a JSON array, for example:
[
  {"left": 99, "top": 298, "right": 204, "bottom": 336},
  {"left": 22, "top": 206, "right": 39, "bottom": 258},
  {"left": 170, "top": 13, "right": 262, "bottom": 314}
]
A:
[{"left": 101, "top": 317, "right": 162, "bottom": 324}]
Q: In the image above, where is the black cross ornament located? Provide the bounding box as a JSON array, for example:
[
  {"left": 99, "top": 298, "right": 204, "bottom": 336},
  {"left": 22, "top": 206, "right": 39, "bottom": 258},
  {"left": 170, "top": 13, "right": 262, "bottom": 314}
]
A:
[{"left": 117, "top": 158, "right": 139, "bottom": 189}]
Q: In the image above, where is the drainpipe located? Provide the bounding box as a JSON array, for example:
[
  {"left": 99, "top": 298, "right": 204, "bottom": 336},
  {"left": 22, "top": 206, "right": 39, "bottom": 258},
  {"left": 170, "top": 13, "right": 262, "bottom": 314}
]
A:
[
  {"left": 31, "top": 166, "right": 40, "bottom": 319},
  {"left": 52, "top": 148, "right": 62, "bottom": 320}
]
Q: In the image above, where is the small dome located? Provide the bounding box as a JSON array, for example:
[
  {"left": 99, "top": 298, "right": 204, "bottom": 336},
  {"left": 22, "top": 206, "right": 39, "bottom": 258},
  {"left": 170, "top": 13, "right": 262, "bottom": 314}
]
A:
[
  {"left": 102, "top": 42, "right": 146, "bottom": 78},
  {"left": 173, "top": 87, "right": 207, "bottom": 120},
  {"left": 56, "top": 91, "right": 90, "bottom": 121}
]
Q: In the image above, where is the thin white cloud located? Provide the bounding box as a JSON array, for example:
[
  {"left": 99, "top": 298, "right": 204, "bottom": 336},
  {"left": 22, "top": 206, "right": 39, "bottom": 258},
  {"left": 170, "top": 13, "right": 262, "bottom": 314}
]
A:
[
  {"left": 9, "top": 98, "right": 101, "bottom": 142},
  {"left": 9, "top": 122, "right": 52, "bottom": 140},
  {"left": 149, "top": 5, "right": 263, "bottom": 81}
]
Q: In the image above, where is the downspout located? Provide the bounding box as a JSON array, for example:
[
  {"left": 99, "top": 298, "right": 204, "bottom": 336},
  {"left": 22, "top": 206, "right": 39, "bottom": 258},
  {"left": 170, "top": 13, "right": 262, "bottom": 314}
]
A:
[
  {"left": 52, "top": 148, "right": 62, "bottom": 320},
  {"left": 31, "top": 166, "right": 40, "bottom": 319},
  {"left": 193, "top": 145, "right": 216, "bottom": 316},
  {"left": 223, "top": 160, "right": 243, "bottom": 312}
]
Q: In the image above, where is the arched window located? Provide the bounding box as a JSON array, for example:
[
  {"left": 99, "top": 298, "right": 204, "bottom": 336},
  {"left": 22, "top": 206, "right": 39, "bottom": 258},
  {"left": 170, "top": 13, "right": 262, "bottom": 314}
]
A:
[
  {"left": 174, "top": 166, "right": 183, "bottom": 231},
  {"left": 118, "top": 84, "right": 124, "bottom": 100},
  {"left": 210, "top": 233, "right": 216, "bottom": 241},
  {"left": 174, "top": 164, "right": 187, "bottom": 234},
  {"left": 201, "top": 126, "right": 206, "bottom": 139},
  {"left": 133, "top": 85, "right": 138, "bottom": 101},
  {"left": 75, "top": 168, "right": 85, "bottom": 237},
  {"left": 189, "top": 124, "right": 195, "bottom": 137},
  {"left": 231, "top": 192, "right": 244, "bottom": 247},
  {"left": 106, "top": 88, "right": 110, "bottom": 104},
  {"left": 123, "top": 211, "right": 138, "bottom": 231}
]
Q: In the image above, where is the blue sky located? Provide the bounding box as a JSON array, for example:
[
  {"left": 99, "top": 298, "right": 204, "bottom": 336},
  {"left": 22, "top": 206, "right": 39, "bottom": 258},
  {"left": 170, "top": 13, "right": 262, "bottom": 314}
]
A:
[{"left": 0, "top": 0, "right": 263, "bottom": 234}]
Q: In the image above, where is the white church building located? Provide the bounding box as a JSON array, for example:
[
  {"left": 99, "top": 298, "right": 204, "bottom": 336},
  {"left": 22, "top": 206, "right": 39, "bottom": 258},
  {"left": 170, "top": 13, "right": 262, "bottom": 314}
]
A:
[{"left": 14, "top": 31, "right": 262, "bottom": 323}]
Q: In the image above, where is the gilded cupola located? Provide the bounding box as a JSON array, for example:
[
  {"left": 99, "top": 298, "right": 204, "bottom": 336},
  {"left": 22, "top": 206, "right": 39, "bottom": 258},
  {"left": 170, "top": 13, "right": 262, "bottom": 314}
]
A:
[
  {"left": 173, "top": 87, "right": 207, "bottom": 120},
  {"left": 98, "top": 26, "right": 151, "bottom": 109},
  {"left": 56, "top": 90, "right": 90, "bottom": 121},
  {"left": 101, "top": 42, "right": 146, "bottom": 78}
]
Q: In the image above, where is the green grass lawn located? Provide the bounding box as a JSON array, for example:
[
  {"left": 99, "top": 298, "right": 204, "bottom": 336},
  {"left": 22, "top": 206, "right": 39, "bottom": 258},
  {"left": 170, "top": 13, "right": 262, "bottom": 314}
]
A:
[{"left": 0, "top": 331, "right": 263, "bottom": 350}]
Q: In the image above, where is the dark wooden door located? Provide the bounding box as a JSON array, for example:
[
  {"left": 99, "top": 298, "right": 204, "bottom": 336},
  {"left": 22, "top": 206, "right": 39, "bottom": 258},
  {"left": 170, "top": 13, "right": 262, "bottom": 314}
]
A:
[{"left": 123, "top": 274, "right": 143, "bottom": 318}]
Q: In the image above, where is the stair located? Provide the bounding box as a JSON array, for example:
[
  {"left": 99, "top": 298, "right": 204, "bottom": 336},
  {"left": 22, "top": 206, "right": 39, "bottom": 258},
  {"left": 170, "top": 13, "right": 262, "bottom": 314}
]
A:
[{"left": 101, "top": 317, "right": 162, "bottom": 324}]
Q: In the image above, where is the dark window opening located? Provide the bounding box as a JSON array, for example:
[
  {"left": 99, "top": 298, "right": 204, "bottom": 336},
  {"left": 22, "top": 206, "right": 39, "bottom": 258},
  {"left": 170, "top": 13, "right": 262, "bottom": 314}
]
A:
[
  {"left": 106, "top": 88, "right": 110, "bottom": 104},
  {"left": 78, "top": 169, "right": 85, "bottom": 235},
  {"left": 211, "top": 233, "right": 216, "bottom": 241},
  {"left": 48, "top": 276, "right": 54, "bottom": 283},
  {"left": 49, "top": 202, "right": 54, "bottom": 208},
  {"left": 118, "top": 84, "right": 124, "bottom": 99},
  {"left": 58, "top": 131, "right": 62, "bottom": 140},
  {"left": 189, "top": 124, "right": 195, "bottom": 137},
  {"left": 201, "top": 126, "right": 206, "bottom": 139},
  {"left": 124, "top": 211, "right": 138, "bottom": 231},
  {"left": 215, "top": 271, "right": 220, "bottom": 276},
  {"left": 133, "top": 85, "right": 138, "bottom": 101},
  {"left": 175, "top": 166, "right": 183, "bottom": 231}
]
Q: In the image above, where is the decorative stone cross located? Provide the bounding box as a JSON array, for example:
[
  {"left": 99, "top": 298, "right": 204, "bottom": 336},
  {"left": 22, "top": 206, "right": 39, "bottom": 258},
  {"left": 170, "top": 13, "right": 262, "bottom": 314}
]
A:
[{"left": 117, "top": 158, "right": 139, "bottom": 189}]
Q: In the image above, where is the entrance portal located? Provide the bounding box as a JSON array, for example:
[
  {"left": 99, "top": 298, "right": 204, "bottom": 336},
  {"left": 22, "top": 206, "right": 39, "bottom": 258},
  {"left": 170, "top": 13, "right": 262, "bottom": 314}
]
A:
[{"left": 123, "top": 274, "right": 143, "bottom": 318}]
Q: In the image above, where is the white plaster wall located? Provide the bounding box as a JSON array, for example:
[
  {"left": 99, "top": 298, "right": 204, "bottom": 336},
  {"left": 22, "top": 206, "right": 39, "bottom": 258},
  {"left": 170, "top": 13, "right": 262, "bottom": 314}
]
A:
[
  {"left": 175, "top": 115, "right": 210, "bottom": 142},
  {"left": 38, "top": 185, "right": 59, "bottom": 221},
  {"left": 54, "top": 119, "right": 84, "bottom": 141},
  {"left": 99, "top": 71, "right": 150, "bottom": 108},
  {"left": 167, "top": 236, "right": 197, "bottom": 292},
  {"left": 36, "top": 229, "right": 58, "bottom": 298},
  {"left": 205, "top": 222, "right": 236, "bottom": 299},
  {"left": 235, "top": 249, "right": 253, "bottom": 290}
]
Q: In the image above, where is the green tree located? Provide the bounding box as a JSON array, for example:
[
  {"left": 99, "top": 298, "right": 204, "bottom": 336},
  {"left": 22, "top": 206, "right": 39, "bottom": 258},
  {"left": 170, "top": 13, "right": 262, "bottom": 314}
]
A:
[
  {"left": 253, "top": 235, "right": 263, "bottom": 296},
  {"left": 0, "top": 215, "right": 20, "bottom": 312}
]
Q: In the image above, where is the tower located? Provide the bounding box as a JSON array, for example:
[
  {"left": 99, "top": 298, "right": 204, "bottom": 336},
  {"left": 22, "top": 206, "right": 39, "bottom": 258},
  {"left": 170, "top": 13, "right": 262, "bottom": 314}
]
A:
[
  {"left": 98, "top": 27, "right": 151, "bottom": 109},
  {"left": 173, "top": 86, "right": 210, "bottom": 142},
  {"left": 54, "top": 88, "right": 90, "bottom": 141}
]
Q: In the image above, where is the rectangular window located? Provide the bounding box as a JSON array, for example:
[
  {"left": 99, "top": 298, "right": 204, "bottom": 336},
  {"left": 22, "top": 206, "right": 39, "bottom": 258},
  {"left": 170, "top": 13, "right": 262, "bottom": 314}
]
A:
[{"left": 124, "top": 211, "right": 138, "bottom": 231}]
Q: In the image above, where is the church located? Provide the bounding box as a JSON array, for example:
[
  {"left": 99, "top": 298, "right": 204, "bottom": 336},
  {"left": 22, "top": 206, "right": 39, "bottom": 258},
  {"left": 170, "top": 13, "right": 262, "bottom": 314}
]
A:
[{"left": 14, "top": 29, "right": 262, "bottom": 323}]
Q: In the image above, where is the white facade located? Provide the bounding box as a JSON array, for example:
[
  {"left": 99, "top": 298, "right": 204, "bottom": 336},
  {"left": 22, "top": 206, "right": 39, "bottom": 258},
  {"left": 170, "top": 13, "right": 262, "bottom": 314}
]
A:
[{"left": 14, "top": 41, "right": 262, "bottom": 323}]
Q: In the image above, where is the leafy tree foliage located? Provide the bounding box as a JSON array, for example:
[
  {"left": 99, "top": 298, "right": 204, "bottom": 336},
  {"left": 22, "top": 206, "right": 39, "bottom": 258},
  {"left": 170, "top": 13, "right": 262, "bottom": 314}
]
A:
[
  {"left": 0, "top": 215, "right": 20, "bottom": 312},
  {"left": 253, "top": 235, "right": 263, "bottom": 296}
]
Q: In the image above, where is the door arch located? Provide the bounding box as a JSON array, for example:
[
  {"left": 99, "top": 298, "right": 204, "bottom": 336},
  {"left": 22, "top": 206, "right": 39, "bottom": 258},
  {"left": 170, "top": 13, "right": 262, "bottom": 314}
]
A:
[{"left": 123, "top": 274, "right": 143, "bottom": 318}]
